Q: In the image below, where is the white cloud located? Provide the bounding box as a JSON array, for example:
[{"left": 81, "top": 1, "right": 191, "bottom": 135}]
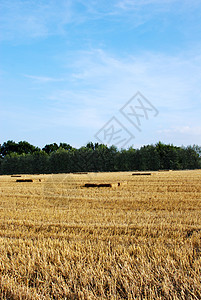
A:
[
  {"left": 116, "top": 0, "right": 199, "bottom": 10},
  {"left": 157, "top": 125, "right": 201, "bottom": 146},
  {"left": 24, "top": 75, "right": 66, "bottom": 83},
  {"left": 1, "top": 0, "right": 200, "bottom": 43},
  {"left": 43, "top": 47, "right": 201, "bottom": 145},
  {"left": 0, "top": 0, "right": 72, "bottom": 40},
  {"left": 159, "top": 126, "right": 201, "bottom": 136},
  {"left": 67, "top": 48, "right": 201, "bottom": 110}
]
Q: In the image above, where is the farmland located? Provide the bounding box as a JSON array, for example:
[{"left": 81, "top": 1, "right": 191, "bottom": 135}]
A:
[{"left": 0, "top": 170, "right": 201, "bottom": 299}]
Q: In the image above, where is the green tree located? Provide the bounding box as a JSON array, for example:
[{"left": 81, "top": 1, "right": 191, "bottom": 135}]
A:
[
  {"left": 42, "top": 143, "right": 59, "bottom": 154},
  {"left": 0, "top": 140, "right": 39, "bottom": 157},
  {"left": 59, "top": 143, "right": 73, "bottom": 151},
  {"left": 0, "top": 140, "right": 18, "bottom": 157}
]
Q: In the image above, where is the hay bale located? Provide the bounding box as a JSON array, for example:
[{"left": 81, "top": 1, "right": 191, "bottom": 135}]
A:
[
  {"left": 84, "top": 182, "right": 121, "bottom": 188},
  {"left": 132, "top": 173, "right": 152, "bottom": 176},
  {"left": 84, "top": 183, "right": 98, "bottom": 187},
  {"left": 84, "top": 183, "right": 112, "bottom": 187},
  {"left": 16, "top": 179, "right": 33, "bottom": 182},
  {"left": 16, "top": 178, "right": 43, "bottom": 183},
  {"left": 73, "top": 172, "right": 88, "bottom": 174},
  {"left": 97, "top": 183, "right": 113, "bottom": 187}
]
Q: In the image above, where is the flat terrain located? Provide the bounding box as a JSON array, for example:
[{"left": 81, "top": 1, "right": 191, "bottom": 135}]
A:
[{"left": 0, "top": 170, "right": 201, "bottom": 299}]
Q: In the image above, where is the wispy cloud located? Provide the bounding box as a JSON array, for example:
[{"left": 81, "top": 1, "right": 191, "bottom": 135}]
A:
[
  {"left": 159, "top": 126, "right": 201, "bottom": 136},
  {"left": 42, "top": 46, "right": 201, "bottom": 147},
  {"left": 157, "top": 126, "right": 201, "bottom": 146},
  {"left": 1, "top": 1, "right": 201, "bottom": 147},
  {"left": 24, "top": 75, "right": 66, "bottom": 83},
  {"left": 116, "top": 0, "right": 199, "bottom": 10},
  {"left": 0, "top": 0, "right": 73, "bottom": 41},
  {"left": 1, "top": 0, "right": 200, "bottom": 42},
  {"left": 67, "top": 48, "right": 201, "bottom": 109}
]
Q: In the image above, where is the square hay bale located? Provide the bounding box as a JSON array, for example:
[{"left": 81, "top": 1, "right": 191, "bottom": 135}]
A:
[
  {"left": 16, "top": 179, "right": 33, "bottom": 183},
  {"left": 84, "top": 183, "right": 97, "bottom": 187},
  {"left": 97, "top": 183, "right": 113, "bottom": 187},
  {"left": 132, "top": 173, "right": 152, "bottom": 176},
  {"left": 73, "top": 172, "right": 88, "bottom": 174},
  {"left": 84, "top": 182, "right": 121, "bottom": 188},
  {"left": 16, "top": 178, "right": 43, "bottom": 183}
]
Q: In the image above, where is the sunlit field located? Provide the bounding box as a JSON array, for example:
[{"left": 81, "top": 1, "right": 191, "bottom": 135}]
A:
[{"left": 0, "top": 170, "right": 201, "bottom": 299}]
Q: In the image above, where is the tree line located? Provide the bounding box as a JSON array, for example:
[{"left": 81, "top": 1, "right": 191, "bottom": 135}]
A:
[{"left": 0, "top": 140, "right": 200, "bottom": 175}]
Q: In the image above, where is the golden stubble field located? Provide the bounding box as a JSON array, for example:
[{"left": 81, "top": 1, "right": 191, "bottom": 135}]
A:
[{"left": 0, "top": 170, "right": 201, "bottom": 299}]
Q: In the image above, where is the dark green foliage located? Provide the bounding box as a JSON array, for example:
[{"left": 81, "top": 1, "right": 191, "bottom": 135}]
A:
[
  {"left": 0, "top": 151, "right": 49, "bottom": 175},
  {"left": 42, "top": 143, "right": 59, "bottom": 154},
  {"left": 59, "top": 143, "right": 73, "bottom": 151},
  {"left": 0, "top": 140, "right": 39, "bottom": 157},
  {"left": 42, "top": 143, "right": 73, "bottom": 155},
  {"left": 0, "top": 141, "right": 200, "bottom": 175}
]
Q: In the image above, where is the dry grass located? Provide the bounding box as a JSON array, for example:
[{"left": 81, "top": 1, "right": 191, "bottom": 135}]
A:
[{"left": 0, "top": 170, "right": 201, "bottom": 299}]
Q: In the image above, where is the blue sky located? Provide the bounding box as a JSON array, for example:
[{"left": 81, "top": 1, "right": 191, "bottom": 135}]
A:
[{"left": 1, "top": 0, "right": 201, "bottom": 149}]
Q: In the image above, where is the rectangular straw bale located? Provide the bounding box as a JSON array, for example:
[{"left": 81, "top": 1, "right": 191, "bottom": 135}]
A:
[
  {"left": 132, "top": 173, "right": 152, "bottom": 176},
  {"left": 16, "top": 179, "right": 34, "bottom": 182},
  {"left": 84, "top": 182, "right": 120, "bottom": 188}
]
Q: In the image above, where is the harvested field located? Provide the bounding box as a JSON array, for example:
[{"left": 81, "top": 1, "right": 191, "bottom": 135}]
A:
[{"left": 0, "top": 170, "right": 201, "bottom": 299}]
